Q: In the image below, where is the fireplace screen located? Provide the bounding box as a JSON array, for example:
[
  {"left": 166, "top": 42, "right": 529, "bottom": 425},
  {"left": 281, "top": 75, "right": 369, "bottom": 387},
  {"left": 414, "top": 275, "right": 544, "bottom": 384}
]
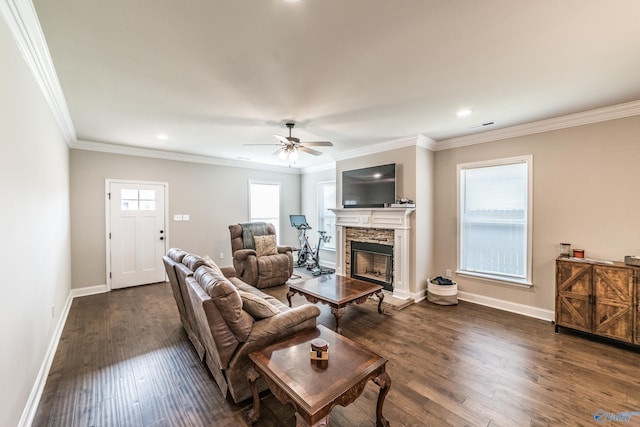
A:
[{"left": 350, "top": 241, "right": 393, "bottom": 291}]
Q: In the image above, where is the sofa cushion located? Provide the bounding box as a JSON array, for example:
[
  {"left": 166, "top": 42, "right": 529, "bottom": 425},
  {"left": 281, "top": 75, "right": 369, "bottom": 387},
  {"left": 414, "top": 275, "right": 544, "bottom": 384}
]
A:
[
  {"left": 238, "top": 290, "right": 280, "bottom": 319},
  {"left": 167, "top": 248, "right": 188, "bottom": 263},
  {"left": 183, "top": 254, "right": 208, "bottom": 272},
  {"left": 254, "top": 235, "right": 278, "bottom": 257},
  {"left": 229, "top": 277, "right": 289, "bottom": 311},
  {"left": 195, "top": 266, "right": 253, "bottom": 342}
]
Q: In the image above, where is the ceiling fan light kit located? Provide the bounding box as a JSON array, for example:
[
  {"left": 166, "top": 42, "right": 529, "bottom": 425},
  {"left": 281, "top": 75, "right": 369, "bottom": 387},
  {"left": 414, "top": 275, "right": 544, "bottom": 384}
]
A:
[{"left": 244, "top": 121, "right": 333, "bottom": 165}]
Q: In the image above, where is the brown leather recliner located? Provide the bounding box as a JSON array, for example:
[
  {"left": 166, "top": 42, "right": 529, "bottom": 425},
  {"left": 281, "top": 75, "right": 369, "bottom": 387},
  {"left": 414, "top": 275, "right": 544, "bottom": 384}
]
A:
[{"left": 229, "top": 223, "right": 293, "bottom": 288}]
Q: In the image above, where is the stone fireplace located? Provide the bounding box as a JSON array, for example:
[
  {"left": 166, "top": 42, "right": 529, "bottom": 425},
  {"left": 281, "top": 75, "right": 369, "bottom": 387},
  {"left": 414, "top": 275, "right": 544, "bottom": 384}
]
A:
[{"left": 330, "top": 207, "right": 415, "bottom": 300}]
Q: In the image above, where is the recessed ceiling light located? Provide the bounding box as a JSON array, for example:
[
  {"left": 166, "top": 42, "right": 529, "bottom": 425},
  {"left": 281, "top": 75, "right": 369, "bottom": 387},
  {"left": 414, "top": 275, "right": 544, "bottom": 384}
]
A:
[
  {"left": 156, "top": 133, "right": 168, "bottom": 140},
  {"left": 457, "top": 109, "right": 472, "bottom": 117}
]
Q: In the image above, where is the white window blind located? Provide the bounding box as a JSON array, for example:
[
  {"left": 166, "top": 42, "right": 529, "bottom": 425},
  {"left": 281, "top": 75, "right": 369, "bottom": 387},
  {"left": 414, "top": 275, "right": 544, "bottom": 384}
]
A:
[
  {"left": 249, "top": 181, "right": 281, "bottom": 241},
  {"left": 458, "top": 156, "right": 533, "bottom": 285}
]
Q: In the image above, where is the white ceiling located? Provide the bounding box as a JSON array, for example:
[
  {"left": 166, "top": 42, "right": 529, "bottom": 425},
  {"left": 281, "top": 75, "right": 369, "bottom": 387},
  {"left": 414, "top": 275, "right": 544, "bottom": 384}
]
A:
[{"left": 31, "top": 0, "right": 640, "bottom": 168}]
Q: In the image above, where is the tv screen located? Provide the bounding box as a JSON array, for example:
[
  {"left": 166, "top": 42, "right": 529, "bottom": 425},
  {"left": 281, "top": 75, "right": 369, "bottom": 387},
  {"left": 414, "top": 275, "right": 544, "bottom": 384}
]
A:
[{"left": 342, "top": 163, "right": 396, "bottom": 208}]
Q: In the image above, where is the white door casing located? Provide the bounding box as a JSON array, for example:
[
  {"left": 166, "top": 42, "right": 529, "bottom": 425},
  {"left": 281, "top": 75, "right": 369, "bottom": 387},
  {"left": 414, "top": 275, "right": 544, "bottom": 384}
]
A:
[{"left": 108, "top": 181, "right": 167, "bottom": 289}]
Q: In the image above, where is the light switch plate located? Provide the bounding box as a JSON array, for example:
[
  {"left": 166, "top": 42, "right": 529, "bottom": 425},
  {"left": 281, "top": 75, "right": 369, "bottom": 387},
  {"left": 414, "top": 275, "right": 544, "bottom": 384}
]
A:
[
  {"left": 173, "top": 214, "right": 183, "bottom": 221},
  {"left": 182, "top": 214, "right": 190, "bottom": 221}
]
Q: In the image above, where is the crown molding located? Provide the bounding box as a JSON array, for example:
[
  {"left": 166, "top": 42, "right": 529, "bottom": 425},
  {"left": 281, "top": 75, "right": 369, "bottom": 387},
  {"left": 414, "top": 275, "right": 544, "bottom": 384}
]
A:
[
  {"left": 1, "top": 0, "right": 76, "bottom": 145},
  {"left": 71, "top": 139, "right": 301, "bottom": 174},
  {"left": 435, "top": 99, "right": 640, "bottom": 151},
  {"left": 417, "top": 134, "right": 437, "bottom": 150}
]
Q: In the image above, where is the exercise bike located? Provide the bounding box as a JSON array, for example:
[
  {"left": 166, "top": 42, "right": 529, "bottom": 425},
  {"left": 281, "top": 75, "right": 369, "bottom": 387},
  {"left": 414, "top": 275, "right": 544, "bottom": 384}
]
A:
[{"left": 289, "top": 215, "right": 335, "bottom": 276}]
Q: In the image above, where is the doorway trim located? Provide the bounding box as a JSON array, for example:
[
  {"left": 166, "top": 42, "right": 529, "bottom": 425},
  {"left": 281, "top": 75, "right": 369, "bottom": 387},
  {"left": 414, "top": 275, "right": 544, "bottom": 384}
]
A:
[{"left": 105, "top": 179, "right": 169, "bottom": 291}]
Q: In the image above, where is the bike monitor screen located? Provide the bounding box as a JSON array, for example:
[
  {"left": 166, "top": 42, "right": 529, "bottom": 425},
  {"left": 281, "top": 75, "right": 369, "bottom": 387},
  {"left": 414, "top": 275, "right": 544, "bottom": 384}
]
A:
[{"left": 289, "top": 215, "right": 310, "bottom": 229}]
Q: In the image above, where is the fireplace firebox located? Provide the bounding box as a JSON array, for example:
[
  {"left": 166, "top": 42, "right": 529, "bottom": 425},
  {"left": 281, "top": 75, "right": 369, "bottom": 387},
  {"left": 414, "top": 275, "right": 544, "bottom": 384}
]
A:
[{"left": 350, "top": 241, "right": 393, "bottom": 291}]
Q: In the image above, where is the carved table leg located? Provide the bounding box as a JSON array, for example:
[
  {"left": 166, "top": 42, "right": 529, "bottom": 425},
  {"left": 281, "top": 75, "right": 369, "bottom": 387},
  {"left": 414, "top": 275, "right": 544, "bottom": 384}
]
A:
[
  {"left": 247, "top": 367, "right": 262, "bottom": 424},
  {"left": 286, "top": 289, "right": 295, "bottom": 307},
  {"left": 330, "top": 307, "right": 346, "bottom": 334},
  {"left": 373, "top": 371, "right": 391, "bottom": 427},
  {"left": 375, "top": 290, "right": 385, "bottom": 314}
]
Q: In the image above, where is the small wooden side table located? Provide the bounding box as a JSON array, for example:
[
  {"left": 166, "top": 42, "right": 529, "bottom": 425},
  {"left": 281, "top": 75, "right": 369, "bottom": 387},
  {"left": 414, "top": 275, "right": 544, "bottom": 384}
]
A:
[{"left": 247, "top": 325, "right": 391, "bottom": 426}]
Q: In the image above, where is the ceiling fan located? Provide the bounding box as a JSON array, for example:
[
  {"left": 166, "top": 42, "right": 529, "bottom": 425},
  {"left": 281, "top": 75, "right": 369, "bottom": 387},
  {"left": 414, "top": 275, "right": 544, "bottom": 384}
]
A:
[{"left": 246, "top": 121, "right": 333, "bottom": 164}]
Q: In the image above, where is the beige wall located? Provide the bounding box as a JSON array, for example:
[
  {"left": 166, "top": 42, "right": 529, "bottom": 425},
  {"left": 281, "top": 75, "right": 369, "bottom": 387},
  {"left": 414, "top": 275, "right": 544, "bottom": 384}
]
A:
[
  {"left": 0, "top": 17, "right": 71, "bottom": 427},
  {"left": 337, "top": 145, "right": 434, "bottom": 298},
  {"left": 434, "top": 115, "right": 640, "bottom": 312},
  {"left": 70, "top": 150, "right": 301, "bottom": 288}
]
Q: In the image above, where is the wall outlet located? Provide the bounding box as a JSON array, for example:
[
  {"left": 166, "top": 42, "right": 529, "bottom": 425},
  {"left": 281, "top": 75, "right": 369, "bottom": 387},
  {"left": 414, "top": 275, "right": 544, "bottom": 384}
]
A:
[
  {"left": 445, "top": 269, "right": 452, "bottom": 277},
  {"left": 219, "top": 252, "right": 224, "bottom": 260}
]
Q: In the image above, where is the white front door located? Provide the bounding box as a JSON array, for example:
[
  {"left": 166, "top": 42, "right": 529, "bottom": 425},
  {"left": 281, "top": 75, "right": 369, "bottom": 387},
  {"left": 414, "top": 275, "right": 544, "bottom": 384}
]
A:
[{"left": 109, "top": 181, "right": 167, "bottom": 289}]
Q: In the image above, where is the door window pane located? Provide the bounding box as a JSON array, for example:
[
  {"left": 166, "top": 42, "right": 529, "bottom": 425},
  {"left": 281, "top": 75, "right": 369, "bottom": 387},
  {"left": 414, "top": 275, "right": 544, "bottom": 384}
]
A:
[
  {"left": 139, "top": 190, "right": 156, "bottom": 200},
  {"left": 140, "top": 201, "right": 156, "bottom": 211},
  {"left": 121, "top": 200, "right": 139, "bottom": 211}
]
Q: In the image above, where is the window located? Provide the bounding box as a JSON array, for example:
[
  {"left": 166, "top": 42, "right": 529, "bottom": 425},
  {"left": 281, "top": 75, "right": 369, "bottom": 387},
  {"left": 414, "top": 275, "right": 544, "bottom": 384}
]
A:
[
  {"left": 317, "top": 180, "right": 336, "bottom": 251},
  {"left": 120, "top": 188, "right": 156, "bottom": 211},
  {"left": 457, "top": 155, "right": 533, "bottom": 286},
  {"left": 249, "top": 181, "right": 281, "bottom": 241}
]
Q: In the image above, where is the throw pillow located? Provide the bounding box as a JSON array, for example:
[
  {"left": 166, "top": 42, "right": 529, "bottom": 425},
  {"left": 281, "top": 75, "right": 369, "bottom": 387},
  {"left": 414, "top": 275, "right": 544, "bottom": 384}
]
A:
[
  {"left": 254, "top": 235, "right": 278, "bottom": 257},
  {"left": 238, "top": 290, "right": 280, "bottom": 319}
]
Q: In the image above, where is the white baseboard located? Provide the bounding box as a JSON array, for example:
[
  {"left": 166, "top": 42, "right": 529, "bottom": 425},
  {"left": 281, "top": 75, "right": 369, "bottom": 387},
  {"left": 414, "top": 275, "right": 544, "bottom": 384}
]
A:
[
  {"left": 18, "top": 292, "right": 73, "bottom": 427},
  {"left": 457, "top": 291, "right": 554, "bottom": 322},
  {"left": 70, "top": 284, "right": 108, "bottom": 298},
  {"left": 18, "top": 284, "right": 108, "bottom": 427},
  {"left": 411, "top": 288, "right": 427, "bottom": 302}
]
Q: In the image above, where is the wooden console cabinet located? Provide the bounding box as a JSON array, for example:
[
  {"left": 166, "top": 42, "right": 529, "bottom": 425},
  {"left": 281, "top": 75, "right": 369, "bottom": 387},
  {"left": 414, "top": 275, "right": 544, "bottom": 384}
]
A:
[{"left": 556, "top": 257, "right": 638, "bottom": 345}]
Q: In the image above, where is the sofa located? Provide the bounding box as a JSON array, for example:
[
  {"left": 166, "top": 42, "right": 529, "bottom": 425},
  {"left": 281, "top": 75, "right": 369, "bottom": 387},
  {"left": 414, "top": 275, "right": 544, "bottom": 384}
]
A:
[
  {"left": 229, "top": 223, "right": 294, "bottom": 288},
  {"left": 163, "top": 248, "right": 321, "bottom": 403}
]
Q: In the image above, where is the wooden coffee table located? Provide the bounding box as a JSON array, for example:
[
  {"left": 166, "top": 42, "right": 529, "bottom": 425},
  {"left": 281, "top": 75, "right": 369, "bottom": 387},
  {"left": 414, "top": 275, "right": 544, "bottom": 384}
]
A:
[
  {"left": 247, "top": 325, "right": 391, "bottom": 426},
  {"left": 287, "top": 275, "right": 384, "bottom": 333}
]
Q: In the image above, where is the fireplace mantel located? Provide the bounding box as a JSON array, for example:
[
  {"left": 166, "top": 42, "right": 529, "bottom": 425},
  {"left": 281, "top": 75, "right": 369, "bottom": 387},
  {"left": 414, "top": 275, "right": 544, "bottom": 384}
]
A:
[
  {"left": 330, "top": 207, "right": 415, "bottom": 300},
  {"left": 330, "top": 207, "right": 415, "bottom": 230}
]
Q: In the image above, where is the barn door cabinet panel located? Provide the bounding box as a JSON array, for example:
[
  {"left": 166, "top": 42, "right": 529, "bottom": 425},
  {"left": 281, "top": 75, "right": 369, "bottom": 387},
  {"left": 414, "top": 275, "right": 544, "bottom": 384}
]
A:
[
  {"left": 555, "top": 258, "right": 639, "bottom": 346},
  {"left": 556, "top": 259, "right": 592, "bottom": 333},
  {"left": 592, "top": 265, "right": 634, "bottom": 342}
]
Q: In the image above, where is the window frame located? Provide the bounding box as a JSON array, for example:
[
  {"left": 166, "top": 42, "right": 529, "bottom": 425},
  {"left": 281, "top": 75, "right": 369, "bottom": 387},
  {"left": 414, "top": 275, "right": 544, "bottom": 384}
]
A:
[
  {"left": 317, "top": 180, "right": 336, "bottom": 251},
  {"left": 456, "top": 155, "right": 533, "bottom": 287},
  {"left": 248, "top": 180, "right": 281, "bottom": 243}
]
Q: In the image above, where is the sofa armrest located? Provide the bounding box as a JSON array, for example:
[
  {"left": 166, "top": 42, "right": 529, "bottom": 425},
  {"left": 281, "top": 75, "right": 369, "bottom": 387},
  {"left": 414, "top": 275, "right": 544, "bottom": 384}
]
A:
[
  {"left": 233, "top": 249, "right": 257, "bottom": 261},
  {"left": 220, "top": 266, "right": 237, "bottom": 278},
  {"left": 277, "top": 245, "right": 293, "bottom": 253},
  {"left": 244, "top": 305, "right": 321, "bottom": 344}
]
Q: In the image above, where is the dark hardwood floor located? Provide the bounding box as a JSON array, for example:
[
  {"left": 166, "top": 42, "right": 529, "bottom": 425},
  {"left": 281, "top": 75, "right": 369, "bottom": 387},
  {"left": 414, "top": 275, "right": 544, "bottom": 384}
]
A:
[{"left": 33, "top": 281, "right": 640, "bottom": 426}]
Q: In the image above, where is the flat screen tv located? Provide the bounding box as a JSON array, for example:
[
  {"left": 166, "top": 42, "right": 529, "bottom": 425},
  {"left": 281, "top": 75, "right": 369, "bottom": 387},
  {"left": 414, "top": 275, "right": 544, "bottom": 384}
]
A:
[{"left": 342, "top": 163, "right": 396, "bottom": 208}]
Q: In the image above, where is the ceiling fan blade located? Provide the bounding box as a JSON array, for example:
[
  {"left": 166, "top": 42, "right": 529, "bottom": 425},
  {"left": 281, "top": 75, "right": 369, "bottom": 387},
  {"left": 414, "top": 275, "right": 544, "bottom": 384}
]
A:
[
  {"left": 243, "top": 143, "right": 282, "bottom": 146},
  {"left": 298, "top": 146, "right": 323, "bottom": 156},
  {"left": 273, "top": 134, "right": 291, "bottom": 145},
  {"left": 274, "top": 148, "right": 285, "bottom": 156},
  {"left": 301, "top": 141, "right": 333, "bottom": 147}
]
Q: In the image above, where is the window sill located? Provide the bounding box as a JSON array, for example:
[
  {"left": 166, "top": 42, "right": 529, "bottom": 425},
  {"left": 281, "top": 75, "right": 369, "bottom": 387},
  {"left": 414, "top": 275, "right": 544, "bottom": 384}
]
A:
[{"left": 455, "top": 270, "right": 533, "bottom": 288}]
